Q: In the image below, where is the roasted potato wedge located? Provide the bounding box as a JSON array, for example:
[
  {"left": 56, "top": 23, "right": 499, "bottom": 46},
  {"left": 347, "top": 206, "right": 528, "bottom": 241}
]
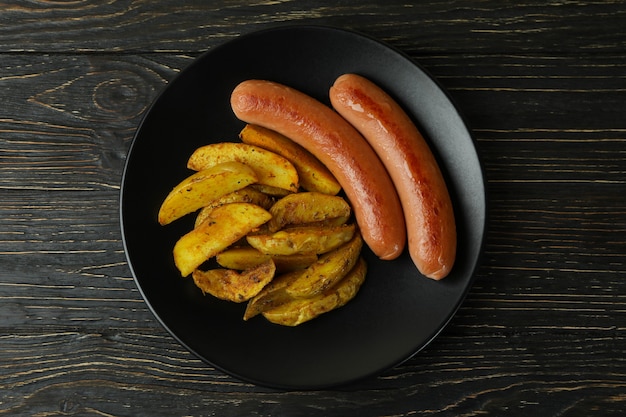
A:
[
  {"left": 194, "top": 186, "right": 274, "bottom": 228},
  {"left": 262, "top": 257, "right": 367, "bottom": 326},
  {"left": 240, "top": 124, "right": 341, "bottom": 195},
  {"left": 268, "top": 192, "right": 351, "bottom": 232},
  {"left": 246, "top": 224, "right": 355, "bottom": 256},
  {"left": 158, "top": 161, "right": 257, "bottom": 226},
  {"left": 286, "top": 232, "right": 363, "bottom": 298},
  {"left": 187, "top": 142, "right": 299, "bottom": 192},
  {"left": 192, "top": 259, "right": 276, "bottom": 303},
  {"left": 243, "top": 270, "right": 302, "bottom": 320},
  {"left": 173, "top": 203, "right": 271, "bottom": 276},
  {"left": 217, "top": 247, "right": 317, "bottom": 272},
  {"left": 273, "top": 253, "right": 318, "bottom": 272},
  {"left": 215, "top": 247, "right": 271, "bottom": 270},
  {"left": 250, "top": 183, "right": 293, "bottom": 197}
]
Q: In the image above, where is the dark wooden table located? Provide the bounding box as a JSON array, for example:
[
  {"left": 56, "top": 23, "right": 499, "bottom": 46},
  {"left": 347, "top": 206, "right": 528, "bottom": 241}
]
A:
[{"left": 2, "top": 1, "right": 625, "bottom": 415}]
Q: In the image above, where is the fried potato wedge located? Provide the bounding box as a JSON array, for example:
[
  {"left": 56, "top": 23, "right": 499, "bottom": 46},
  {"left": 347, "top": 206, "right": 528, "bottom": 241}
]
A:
[
  {"left": 286, "top": 232, "right": 363, "bottom": 298},
  {"left": 187, "top": 142, "right": 299, "bottom": 192},
  {"left": 243, "top": 270, "right": 301, "bottom": 320},
  {"left": 173, "top": 203, "right": 271, "bottom": 276},
  {"left": 273, "top": 253, "right": 319, "bottom": 272},
  {"left": 250, "top": 183, "right": 293, "bottom": 197},
  {"left": 158, "top": 161, "right": 257, "bottom": 226},
  {"left": 194, "top": 187, "right": 274, "bottom": 228},
  {"left": 216, "top": 247, "right": 271, "bottom": 270},
  {"left": 246, "top": 224, "right": 355, "bottom": 256},
  {"left": 217, "top": 247, "right": 317, "bottom": 272},
  {"left": 240, "top": 124, "right": 341, "bottom": 195},
  {"left": 262, "top": 257, "right": 367, "bottom": 326},
  {"left": 268, "top": 192, "right": 351, "bottom": 232},
  {"left": 192, "top": 259, "right": 276, "bottom": 303}
]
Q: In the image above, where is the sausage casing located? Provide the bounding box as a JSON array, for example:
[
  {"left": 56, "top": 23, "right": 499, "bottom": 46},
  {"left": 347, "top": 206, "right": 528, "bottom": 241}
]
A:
[{"left": 330, "top": 74, "right": 456, "bottom": 279}]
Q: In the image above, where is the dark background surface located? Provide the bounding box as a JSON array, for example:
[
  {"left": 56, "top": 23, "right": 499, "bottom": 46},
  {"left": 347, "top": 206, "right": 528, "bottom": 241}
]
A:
[{"left": 1, "top": 1, "right": 625, "bottom": 415}]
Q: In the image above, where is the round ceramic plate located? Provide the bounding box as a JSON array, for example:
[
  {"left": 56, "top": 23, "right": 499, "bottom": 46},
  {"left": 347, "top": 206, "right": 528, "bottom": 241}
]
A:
[{"left": 120, "top": 25, "right": 486, "bottom": 390}]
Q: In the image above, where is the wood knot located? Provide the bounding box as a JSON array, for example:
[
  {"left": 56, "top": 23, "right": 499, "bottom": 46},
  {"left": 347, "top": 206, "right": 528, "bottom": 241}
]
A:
[
  {"left": 59, "top": 397, "right": 80, "bottom": 413},
  {"left": 93, "top": 76, "right": 145, "bottom": 117}
]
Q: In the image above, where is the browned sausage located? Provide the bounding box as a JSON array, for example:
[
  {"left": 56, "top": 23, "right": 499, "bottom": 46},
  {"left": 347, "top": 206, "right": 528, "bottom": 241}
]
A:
[
  {"left": 230, "top": 79, "right": 406, "bottom": 260},
  {"left": 330, "top": 74, "right": 456, "bottom": 279}
]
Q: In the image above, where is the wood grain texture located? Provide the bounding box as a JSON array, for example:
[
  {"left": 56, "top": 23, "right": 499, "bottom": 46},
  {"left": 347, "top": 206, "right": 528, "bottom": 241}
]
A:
[
  {"left": 1, "top": 0, "right": 625, "bottom": 415},
  {"left": 0, "top": 1, "right": 624, "bottom": 54}
]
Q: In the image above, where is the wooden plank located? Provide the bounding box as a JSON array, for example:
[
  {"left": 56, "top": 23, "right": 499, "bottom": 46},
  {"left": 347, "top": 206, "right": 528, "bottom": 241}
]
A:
[
  {"left": 0, "top": 1, "right": 624, "bottom": 54},
  {"left": 0, "top": 329, "right": 624, "bottom": 415}
]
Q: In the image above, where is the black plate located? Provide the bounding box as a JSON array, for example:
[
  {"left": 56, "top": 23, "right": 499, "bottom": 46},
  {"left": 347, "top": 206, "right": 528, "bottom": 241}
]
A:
[{"left": 120, "top": 25, "right": 486, "bottom": 390}]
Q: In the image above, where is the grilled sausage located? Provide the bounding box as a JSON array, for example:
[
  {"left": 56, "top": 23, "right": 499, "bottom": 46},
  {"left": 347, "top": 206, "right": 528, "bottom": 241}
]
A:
[{"left": 330, "top": 74, "right": 456, "bottom": 279}]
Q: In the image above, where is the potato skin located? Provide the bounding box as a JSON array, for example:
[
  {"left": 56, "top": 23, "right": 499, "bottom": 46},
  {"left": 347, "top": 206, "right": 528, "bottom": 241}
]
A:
[{"left": 262, "top": 257, "right": 367, "bottom": 326}]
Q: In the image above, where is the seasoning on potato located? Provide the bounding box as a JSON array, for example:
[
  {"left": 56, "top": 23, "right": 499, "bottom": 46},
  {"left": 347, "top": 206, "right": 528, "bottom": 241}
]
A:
[
  {"left": 173, "top": 202, "right": 271, "bottom": 277},
  {"left": 267, "top": 191, "right": 351, "bottom": 232},
  {"left": 158, "top": 161, "right": 257, "bottom": 226},
  {"left": 192, "top": 259, "right": 276, "bottom": 303}
]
